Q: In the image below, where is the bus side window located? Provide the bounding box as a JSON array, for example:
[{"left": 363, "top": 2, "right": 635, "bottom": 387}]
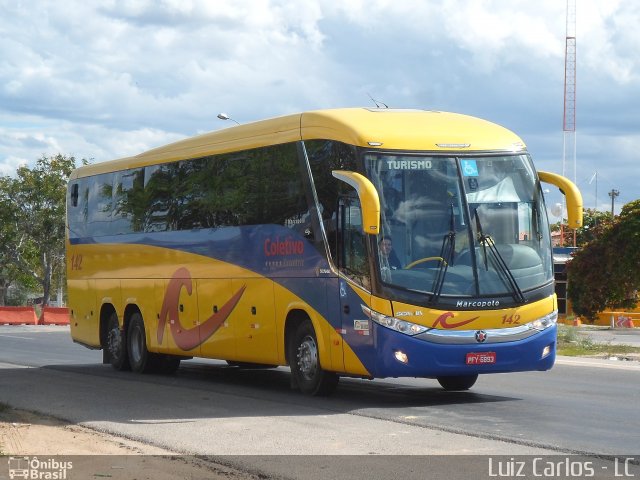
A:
[
  {"left": 112, "top": 168, "right": 145, "bottom": 234},
  {"left": 87, "top": 173, "right": 115, "bottom": 236},
  {"left": 144, "top": 163, "right": 177, "bottom": 232},
  {"left": 338, "top": 196, "right": 370, "bottom": 289},
  {"left": 304, "top": 139, "right": 359, "bottom": 262},
  {"left": 67, "top": 179, "right": 88, "bottom": 239}
]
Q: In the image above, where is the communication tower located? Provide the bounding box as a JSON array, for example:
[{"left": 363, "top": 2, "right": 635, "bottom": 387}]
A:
[
  {"left": 561, "top": 0, "right": 577, "bottom": 246},
  {"left": 563, "top": 0, "right": 577, "bottom": 183}
]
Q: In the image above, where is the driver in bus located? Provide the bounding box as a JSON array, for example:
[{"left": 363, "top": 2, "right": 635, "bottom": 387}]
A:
[{"left": 378, "top": 236, "right": 402, "bottom": 270}]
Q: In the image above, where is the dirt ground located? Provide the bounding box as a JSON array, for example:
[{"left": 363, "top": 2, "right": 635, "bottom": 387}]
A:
[{"left": 0, "top": 407, "right": 254, "bottom": 480}]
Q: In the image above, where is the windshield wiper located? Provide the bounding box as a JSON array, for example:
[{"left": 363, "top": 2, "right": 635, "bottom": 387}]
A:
[
  {"left": 430, "top": 204, "right": 456, "bottom": 304},
  {"left": 473, "top": 209, "right": 526, "bottom": 304}
]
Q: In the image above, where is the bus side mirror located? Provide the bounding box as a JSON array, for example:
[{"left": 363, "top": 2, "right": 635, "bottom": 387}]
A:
[
  {"left": 331, "top": 170, "right": 380, "bottom": 235},
  {"left": 538, "top": 171, "right": 583, "bottom": 229}
]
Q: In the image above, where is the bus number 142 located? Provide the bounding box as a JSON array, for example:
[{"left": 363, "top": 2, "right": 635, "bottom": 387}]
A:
[{"left": 502, "top": 314, "right": 521, "bottom": 325}]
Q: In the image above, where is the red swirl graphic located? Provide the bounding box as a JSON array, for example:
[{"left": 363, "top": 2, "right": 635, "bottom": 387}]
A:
[
  {"left": 157, "top": 267, "right": 246, "bottom": 351},
  {"left": 432, "top": 312, "right": 479, "bottom": 329}
]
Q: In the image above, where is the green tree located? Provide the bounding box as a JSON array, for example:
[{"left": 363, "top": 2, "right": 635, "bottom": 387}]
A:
[
  {"left": 551, "top": 208, "right": 613, "bottom": 247},
  {"left": 0, "top": 154, "right": 79, "bottom": 306},
  {"left": 567, "top": 199, "right": 640, "bottom": 320},
  {"left": 0, "top": 176, "right": 35, "bottom": 305}
]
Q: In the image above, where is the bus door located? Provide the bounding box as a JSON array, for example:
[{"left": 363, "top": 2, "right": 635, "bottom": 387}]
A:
[{"left": 337, "top": 196, "right": 375, "bottom": 372}]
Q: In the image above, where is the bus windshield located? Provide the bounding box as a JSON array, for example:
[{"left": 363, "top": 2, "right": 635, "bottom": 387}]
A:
[{"left": 365, "top": 153, "right": 553, "bottom": 301}]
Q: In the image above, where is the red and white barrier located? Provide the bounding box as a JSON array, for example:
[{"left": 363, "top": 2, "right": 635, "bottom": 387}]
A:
[
  {"left": 0, "top": 306, "right": 38, "bottom": 325},
  {"left": 614, "top": 315, "right": 635, "bottom": 329},
  {"left": 38, "top": 307, "right": 70, "bottom": 326}
]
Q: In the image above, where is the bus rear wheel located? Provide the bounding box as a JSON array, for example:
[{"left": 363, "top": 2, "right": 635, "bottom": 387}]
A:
[
  {"left": 289, "top": 321, "right": 338, "bottom": 396},
  {"left": 127, "top": 312, "right": 156, "bottom": 373},
  {"left": 437, "top": 374, "right": 478, "bottom": 391},
  {"left": 105, "top": 312, "right": 130, "bottom": 371}
]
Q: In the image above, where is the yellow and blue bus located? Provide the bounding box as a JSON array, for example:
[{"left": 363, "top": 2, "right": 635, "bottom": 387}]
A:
[{"left": 66, "top": 108, "right": 582, "bottom": 395}]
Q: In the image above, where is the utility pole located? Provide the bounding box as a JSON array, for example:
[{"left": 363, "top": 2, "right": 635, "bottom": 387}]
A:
[{"left": 609, "top": 189, "right": 619, "bottom": 217}]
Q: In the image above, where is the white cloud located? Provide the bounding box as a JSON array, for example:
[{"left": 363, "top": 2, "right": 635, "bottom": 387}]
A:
[
  {"left": 579, "top": 0, "right": 640, "bottom": 84},
  {"left": 0, "top": 0, "right": 637, "bottom": 207},
  {"left": 0, "top": 156, "right": 28, "bottom": 176}
]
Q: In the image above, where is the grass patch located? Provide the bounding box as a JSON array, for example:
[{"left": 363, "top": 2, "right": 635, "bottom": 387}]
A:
[{"left": 557, "top": 324, "right": 640, "bottom": 357}]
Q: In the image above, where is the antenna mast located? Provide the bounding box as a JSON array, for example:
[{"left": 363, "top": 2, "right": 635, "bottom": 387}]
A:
[
  {"left": 560, "top": 0, "right": 577, "bottom": 247},
  {"left": 563, "top": 0, "right": 577, "bottom": 183}
]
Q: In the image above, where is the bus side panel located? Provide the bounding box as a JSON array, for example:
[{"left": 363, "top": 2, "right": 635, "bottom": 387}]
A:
[
  {"left": 232, "top": 278, "right": 278, "bottom": 364},
  {"left": 152, "top": 276, "right": 202, "bottom": 358},
  {"left": 176, "top": 274, "right": 201, "bottom": 357},
  {"left": 197, "top": 279, "right": 237, "bottom": 360},
  {"left": 342, "top": 344, "right": 371, "bottom": 377},
  {"left": 68, "top": 279, "right": 99, "bottom": 347},
  {"left": 121, "top": 279, "right": 160, "bottom": 352},
  {"left": 339, "top": 280, "right": 376, "bottom": 377},
  {"left": 154, "top": 280, "right": 168, "bottom": 354},
  {"left": 324, "top": 279, "right": 346, "bottom": 373},
  {"left": 275, "top": 278, "right": 346, "bottom": 373},
  {"left": 94, "top": 279, "right": 123, "bottom": 326}
]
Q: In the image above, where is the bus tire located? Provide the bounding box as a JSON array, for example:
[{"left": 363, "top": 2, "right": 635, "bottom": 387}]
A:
[
  {"left": 289, "top": 320, "right": 339, "bottom": 396},
  {"left": 437, "top": 374, "right": 478, "bottom": 391},
  {"left": 105, "top": 312, "right": 130, "bottom": 371},
  {"left": 127, "top": 312, "right": 156, "bottom": 374}
]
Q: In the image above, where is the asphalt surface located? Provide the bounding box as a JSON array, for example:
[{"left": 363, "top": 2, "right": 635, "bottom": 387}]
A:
[{"left": 0, "top": 325, "right": 639, "bottom": 480}]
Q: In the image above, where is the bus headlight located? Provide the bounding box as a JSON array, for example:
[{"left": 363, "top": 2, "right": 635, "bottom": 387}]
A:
[
  {"left": 529, "top": 310, "right": 558, "bottom": 331},
  {"left": 361, "top": 306, "right": 429, "bottom": 336}
]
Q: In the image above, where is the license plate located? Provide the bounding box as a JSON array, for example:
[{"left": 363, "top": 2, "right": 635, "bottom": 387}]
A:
[{"left": 466, "top": 352, "right": 496, "bottom": 365}]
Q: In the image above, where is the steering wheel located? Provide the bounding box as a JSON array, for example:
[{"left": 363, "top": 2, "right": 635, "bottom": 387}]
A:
[{"left": 404, "top": 256, "right": 447, "bottom": 269}]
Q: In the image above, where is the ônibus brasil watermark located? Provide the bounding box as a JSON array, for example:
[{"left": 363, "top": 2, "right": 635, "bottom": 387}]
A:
[{"left": 7, "top": 457, "right": 72, "bottom": 480}]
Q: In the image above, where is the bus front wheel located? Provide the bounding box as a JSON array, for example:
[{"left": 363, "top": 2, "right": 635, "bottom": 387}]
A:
[
  {"left": 105, "top": 312, "right": 130, "bottom": 371},
  {"left": 289, "top": 321, "right": 339, "bottom": 396},
  {"left": 437, "top": 374, "right": 478, "bottom": 391}
]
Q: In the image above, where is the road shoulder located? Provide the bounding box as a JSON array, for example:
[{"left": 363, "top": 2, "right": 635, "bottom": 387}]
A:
[{"left": 0, "top": 406, "right": 255, "bottom": 480}]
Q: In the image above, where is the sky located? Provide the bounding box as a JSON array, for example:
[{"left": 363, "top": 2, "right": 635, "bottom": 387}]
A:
[{"left": 1, "top": 0, "right": 638, "bottom": 216}]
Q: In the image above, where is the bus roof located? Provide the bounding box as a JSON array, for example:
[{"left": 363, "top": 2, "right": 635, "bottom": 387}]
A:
[{"left": 71, "top": 108, "right": 526, "bottom": 179}]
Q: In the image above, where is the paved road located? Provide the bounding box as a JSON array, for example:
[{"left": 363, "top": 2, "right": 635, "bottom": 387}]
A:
[{"left": 0, "top": 326, "right": 639, "bottom": 479}]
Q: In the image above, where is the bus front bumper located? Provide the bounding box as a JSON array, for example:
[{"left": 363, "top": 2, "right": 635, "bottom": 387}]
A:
[{"left": 368, "top": 323, "right": 557, "bottom": 378}]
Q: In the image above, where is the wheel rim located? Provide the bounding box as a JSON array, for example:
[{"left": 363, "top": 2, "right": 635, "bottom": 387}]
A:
[
  {"left": 107, "top": 324, "right": 121, "bottom": 358},
  {"left": 297, "top": 334, "right": 318, "bottom": 380}
]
